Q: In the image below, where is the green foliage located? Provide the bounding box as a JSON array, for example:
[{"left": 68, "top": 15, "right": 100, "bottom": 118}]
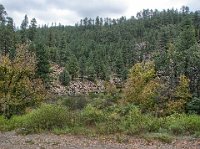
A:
[
  {"left": 60, "top": 96, "right": 88, "bottom": 110},
  {"left": 142, "top": 133, "right": 173, "bottom": 143},
  {"left": 120, "top": 106, "right": 158, "bottom": 135},
  {"left": 81, "top": 104, "right": 105, "bottom": 126},
  {"left": 174, "top": 75, "right": 192, "bottom": 101},
  {"left": 1, "top": 4, "right": 200, "bottom": 139},
  {"left": 0, "top": 115, "right": 29, "bottom": 131},
  {"left": 166, "top": 75, "right": 192, "bottom": 115},
  {"left": 187, "top": 97, "right": 200, "bottom": 114},
  {"left": 59, "top": 68, "right": 71, "bottom": 86},
  {"left": 20, "top": 104, "right": 69, "bottom": 133},
  {"left": 20, "top": 15, "right": 29, "bottom": 43},
  {"left": 35, "top": 43, "right": 51, "bottom": 86},
  {"left": 0, "top": 45, "right": 46, "bottom": 119},
  {"left": 1, "top": 102, "right": 200, "bottom": 138},
  {"left": 86, "top": 65, "right": 96, "bottom": 81},
  {"left": 124, "top": 61, "right": 160, "bottom": 112},
  {"left": 0, "top": 116, "right": 6, "bottom": 131},
  {"left": 67, "top": 55, "right": 79, "bottom": 80},
  {"left": 28, "top": 18, "right": 37, "bottom": 41},
  {"left": 164, "top": 114, "right": 200, "bottom": 135}
]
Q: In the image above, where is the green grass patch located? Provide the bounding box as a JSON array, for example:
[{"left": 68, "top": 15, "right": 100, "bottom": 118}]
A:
[
  {"left": 164, "top": 114, "right": 200, "bottom": 135},
  {"left": 142, "top": 133, "right": 174, "bottom": 143}
]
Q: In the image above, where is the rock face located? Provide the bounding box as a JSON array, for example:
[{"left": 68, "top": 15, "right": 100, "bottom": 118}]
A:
[
  {"left": 68, "top": 80, "right": 105, "bottom": 96},
  {"left": 50, "top": 64, "right": 106, "bottom": 96},
  {"left": 50, "top": 64, "right": 67, "bottom": 95}
]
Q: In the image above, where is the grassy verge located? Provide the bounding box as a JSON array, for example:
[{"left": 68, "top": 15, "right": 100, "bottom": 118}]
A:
[{"left": 1, "top": 103, "right": 200, "bottom": 143}]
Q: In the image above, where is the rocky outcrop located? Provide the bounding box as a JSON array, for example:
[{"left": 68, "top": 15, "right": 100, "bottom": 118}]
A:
[
  {"left": 50, "top": 64, "right": 106, "bottom": 96},
  {"left": 68, "top": 80, "right": 105, "bottom": 96},
  {"left": 50, "top": 64, "right": 67, "bottom": 95}
]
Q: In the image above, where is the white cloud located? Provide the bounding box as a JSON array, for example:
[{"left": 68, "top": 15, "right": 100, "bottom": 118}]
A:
[
  {"left": 0, "top": 0, "right": 199, "bottom": 26},
  {"left": 124, "top": 0, "right": 190, "bottom": 17}
]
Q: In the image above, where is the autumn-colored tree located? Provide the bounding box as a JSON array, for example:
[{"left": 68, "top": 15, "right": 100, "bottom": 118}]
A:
[
  {"left": 166, "top": 75, "right": 192, "bottom": 114},
  {"left": 124, "top": 61, "right": 160, "bottom": 112},
  {"left": 0, "top": 44, "right": 46, "bottom": 118}
]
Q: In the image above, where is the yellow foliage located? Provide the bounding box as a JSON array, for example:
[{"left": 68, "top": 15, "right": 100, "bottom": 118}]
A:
[
  {"left": 166, "top": 100, "right": 186, "bottom": 115},
  {"left": 174, "top": 75, "right": 191, "bottom": 101},
  {"left": 124, "top": 61, "right": 160, "bottom": 111},
  {"left": 165, "top": 75, "right": 192, "bottom": 115},
  {"left": 0, "top": 44, "right": 46, "bottom": 118},
  {"left": 104, "top": 81, "right": 118, "bottom": 94}
]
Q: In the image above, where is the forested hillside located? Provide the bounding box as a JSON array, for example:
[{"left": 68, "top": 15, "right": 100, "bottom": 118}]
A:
[
  {"left": 1, "top": 3, "right": 200, "bottom": 142},
  {"left": 1, "top": 5, "right": 200, "bottom": 89},
  {"left": 1, "top": 3, "right": 200, "bottom": 109}
]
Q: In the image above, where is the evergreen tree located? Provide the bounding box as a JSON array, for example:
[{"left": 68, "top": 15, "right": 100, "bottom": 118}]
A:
[
  {"left": 67, "top": 54, "right": 79, "bottom": 80},
  {"left": 29, "top": 18, "right": 37, "bottom": 41},
  {"left": 176, "top": 18, "right": 196, "bottom": 76},
  {"left": 59, "top": 68, "right": 71, "bottom": 86},
  {"left": 0, "top": 4, "right": 6, "bottom": 24},
  {"left": 79, "top": 56, "right": 86, "bottom": 79},
  {"left": 20, "top": 15, "right": 29, "bottom": 43},
  {"left": 35, "top": 43, "right": 50, "bottom": 87},
  {"left": 86, "top": 64, "right": 96, "bottom": 81}
]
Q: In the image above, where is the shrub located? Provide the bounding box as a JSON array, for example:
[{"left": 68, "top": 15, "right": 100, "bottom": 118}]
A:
[
  {"left": 165, "top": 114, "right": 200, "bottom": 135},
  {"left": 81, "top": 104, "right": 105, "bottom": 126},
  {"left": 61, "top": 96, "right": 88, "bottom": 110},
  {"left": 21, "top": 104, "right": 69, "bottom": 133},
  {"left": 0, "top": 116, "right": 6, "bottom": 131},
  {"left": 120, "top": 106, "right": 152, "bottom": 135},
  {"left": 0, "top": 115, "right": 28, "bottom": 131},
  {"left": 96, "top": 122, "right": 118, "bottom": 134}
]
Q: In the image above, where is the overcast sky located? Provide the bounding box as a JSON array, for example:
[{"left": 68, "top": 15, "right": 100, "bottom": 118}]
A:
[{"left": 0, "top": 0, "right": 199, "bottom": 26}]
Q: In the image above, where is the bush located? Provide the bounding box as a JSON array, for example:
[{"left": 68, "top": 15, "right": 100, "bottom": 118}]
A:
[
  {"left": 165, "top": 114, "right": 200, "bottom": 135},
  {"left": 0, "top": 115, "right": 28, "bottom": 131},
  {"left": 119, "top": 106, "right": 153, "bottom": 135},
  {"left": 21, "top": 104, "right": 69, "bottom": 133},
  {"left": 0, "top": 116, "right": 7, "bottom": 131},
  {"left": 96, "top": 122, "right": 119, "bottom": 134},
  {"left": 81, "top": 104, "right": 105, "bottom": 126},
  {"left": 61, "top": 96, "right": 88, "bottom": 110}
]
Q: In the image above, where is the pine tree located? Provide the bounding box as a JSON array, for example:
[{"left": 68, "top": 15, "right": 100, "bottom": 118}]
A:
[
  {"left": 0, "top": 4, "right": 6, "bottom": 24},
  {"left": 86, "top": 64, "right": 96, "bottom": 81},
  {"left": 177, "top": 18, "right": 196, "bottom": 76},
  {"left": 20, "top": 15, "right": 29, "bottom": 43},
  {"left": 29, "top": 18, "right": 37, "bottom": 41},
  {"left": 79, "top": 56, "right": 86, "bottom": 79},
  {"left": 67, "top": 54, "right": 79, "bottom": 80},
  {"left": 59, "top": 68, "right": 71, "bottom": 86},
  {"left": 35, "top": 43, "right": 51, "bottom": 87}
]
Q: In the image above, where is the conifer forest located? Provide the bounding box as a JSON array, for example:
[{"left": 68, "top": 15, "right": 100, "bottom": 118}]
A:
[{"left": 1, "top": 3, "right": 200, "bottom": 148}]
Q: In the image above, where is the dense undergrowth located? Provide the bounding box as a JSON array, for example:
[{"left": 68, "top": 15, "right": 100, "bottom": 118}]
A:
[{"left": 1, "top": 96, "right": 200, "bottom": 142}]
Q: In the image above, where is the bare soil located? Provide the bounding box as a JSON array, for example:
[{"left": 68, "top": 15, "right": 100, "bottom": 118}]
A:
[{"left": 0, "top": 131, "right": 200, "bottom": 149}]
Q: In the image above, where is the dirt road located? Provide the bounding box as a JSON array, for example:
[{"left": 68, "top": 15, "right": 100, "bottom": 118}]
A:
[{"left": 0, "top": 131, "right": 200, "bottom": 149}]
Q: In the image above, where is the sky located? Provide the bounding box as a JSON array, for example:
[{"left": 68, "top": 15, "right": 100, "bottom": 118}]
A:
[{"left": 0, "top": 0, "right": 199, "bottom": 26}]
